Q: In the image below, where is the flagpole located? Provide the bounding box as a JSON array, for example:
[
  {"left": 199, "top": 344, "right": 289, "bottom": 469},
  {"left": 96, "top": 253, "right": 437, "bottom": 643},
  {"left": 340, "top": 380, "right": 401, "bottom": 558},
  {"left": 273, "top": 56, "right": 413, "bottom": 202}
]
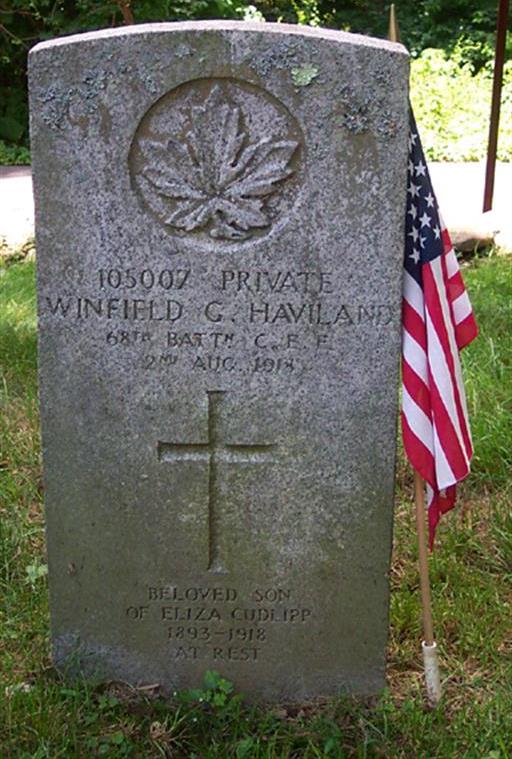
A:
[
  {"left": 388, "top": 3, "right": 442, "bottom": 708},
  {"left": 414, "top": 472, "right": 441, "bottom": 706},
  {"left": 414, "top": 471, "right": 434, "bottom": 645},
  {"left": 388, "top": 2, "right": 400, "bottom": 42}
]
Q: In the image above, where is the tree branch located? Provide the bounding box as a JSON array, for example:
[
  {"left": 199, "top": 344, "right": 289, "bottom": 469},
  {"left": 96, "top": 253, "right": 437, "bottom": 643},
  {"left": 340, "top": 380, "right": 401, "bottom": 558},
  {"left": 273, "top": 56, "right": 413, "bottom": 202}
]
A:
[{"left": 115, "top": 0, "right": 134, "bottom": 25}]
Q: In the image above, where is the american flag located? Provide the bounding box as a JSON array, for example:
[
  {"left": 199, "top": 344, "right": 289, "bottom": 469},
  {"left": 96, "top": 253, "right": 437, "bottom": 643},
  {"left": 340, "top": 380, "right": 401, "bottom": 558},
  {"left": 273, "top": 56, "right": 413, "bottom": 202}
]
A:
[{"left": 402, "top": 113, "right": 478, "bottom": 548}]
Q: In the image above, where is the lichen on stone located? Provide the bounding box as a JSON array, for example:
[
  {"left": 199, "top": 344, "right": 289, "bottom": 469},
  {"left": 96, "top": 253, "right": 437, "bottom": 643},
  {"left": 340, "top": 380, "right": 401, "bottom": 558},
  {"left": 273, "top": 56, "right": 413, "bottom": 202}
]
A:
[{"left": 291, "top": 64, "right": 319, "bottom": 87}]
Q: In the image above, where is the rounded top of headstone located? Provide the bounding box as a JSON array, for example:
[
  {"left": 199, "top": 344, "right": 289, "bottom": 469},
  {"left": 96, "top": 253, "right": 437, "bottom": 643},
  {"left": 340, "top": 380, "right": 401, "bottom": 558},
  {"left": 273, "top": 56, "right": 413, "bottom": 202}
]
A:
[
  {"left": 29, "top": 20, "right": 408, "bottom": 57},
  {"left": 29, "top": 18, "right": 409, "bottom": 255}
]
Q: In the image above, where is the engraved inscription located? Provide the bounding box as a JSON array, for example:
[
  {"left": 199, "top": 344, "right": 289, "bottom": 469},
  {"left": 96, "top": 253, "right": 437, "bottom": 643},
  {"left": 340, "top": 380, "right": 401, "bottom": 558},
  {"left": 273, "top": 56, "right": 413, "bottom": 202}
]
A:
[
  {"left": 98, "top": 268, "right": 190, "bottom": 290},
  {"left": 157, "top": 393, "right": 276, "bottom": 574},
  {"left": 129, "top": 79, "right": 304, "bottom": 245},
  {"left": 125, "top": 585, "right": 313, "bottom": 663},
  {"left": 42, "top": 265, "right": 400, "bottom": 376}
]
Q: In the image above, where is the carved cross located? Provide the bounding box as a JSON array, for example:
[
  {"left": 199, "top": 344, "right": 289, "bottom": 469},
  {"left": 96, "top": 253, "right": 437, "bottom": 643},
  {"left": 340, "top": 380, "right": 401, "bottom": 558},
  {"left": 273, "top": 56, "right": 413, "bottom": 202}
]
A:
[{"left": 157, "top": 391, "right": 275, "bottom": 573}]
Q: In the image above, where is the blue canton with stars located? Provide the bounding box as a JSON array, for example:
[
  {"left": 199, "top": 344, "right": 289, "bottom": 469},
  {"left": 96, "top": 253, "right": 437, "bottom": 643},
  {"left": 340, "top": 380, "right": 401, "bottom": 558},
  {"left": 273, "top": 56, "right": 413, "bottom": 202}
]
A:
[{"left": 404, "top": 113, "right": 444, "bottom": 286}]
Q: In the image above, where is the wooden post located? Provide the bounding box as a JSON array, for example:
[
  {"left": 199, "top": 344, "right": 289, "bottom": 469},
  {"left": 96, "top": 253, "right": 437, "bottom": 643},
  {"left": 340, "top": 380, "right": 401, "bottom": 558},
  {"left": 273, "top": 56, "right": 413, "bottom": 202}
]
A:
[
  {"left": 414, "top": 472, "right": 441, "bottom": 705},
  {"left": 483, "top": 0, "right": 510, "bottom": 212},
  {"left": 414, "top": 471, "right": 434, "bottom": 646}
]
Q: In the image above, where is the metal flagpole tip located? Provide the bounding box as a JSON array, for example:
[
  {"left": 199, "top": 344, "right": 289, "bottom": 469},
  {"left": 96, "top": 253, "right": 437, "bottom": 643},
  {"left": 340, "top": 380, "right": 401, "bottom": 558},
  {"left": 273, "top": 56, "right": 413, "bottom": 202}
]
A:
[
  {"left": 421, "top": 640, "right": 442, "bottom": 707},
  {"left": 388, "top": 4, "right": 400, "bottom": 43}
]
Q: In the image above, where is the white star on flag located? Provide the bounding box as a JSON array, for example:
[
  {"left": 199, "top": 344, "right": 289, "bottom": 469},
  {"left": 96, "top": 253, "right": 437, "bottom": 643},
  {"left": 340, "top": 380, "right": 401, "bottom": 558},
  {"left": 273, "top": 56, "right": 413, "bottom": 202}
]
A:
[{"left": 415, "top": 160, "right": 426, "bottom": 177}]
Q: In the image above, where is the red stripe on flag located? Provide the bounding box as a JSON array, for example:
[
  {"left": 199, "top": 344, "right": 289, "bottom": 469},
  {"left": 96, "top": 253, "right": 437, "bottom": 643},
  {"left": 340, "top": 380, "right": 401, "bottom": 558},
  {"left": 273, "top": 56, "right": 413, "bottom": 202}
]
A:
[
  {"left": 401, "top": 413, "right": 436, "bottom": 488},
  {"left": 440, "top": 251, "right": 475, "bottom": 462},
  {"left": 402, "top": 361, "right": 431, "bottom": 418},
  {"left": 428, "top": 486, "right": 456, "bottom": 550},
  {"left": 427, "top": 370, "right": 471, "bottom": 482},
  {"left": 441, "top": 228, "right": 451, "bottom": 249},
  {"left": 447, "top": 269, "right": 468, "bottom": 303},
  {"left": 402, "top": 300, "right": 427, "bottom": 350},
  {"left": 423, "top": 262, "right": 473, "bottom": 463},
  {"left": 455, "top": 312, "right": 478, "bottom": 349}
]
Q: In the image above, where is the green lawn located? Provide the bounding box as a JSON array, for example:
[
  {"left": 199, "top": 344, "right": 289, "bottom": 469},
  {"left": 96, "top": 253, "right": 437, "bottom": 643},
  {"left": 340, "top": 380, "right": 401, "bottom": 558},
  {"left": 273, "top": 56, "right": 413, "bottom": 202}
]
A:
[{"left": 0, "top": 255, "right": 511, "bottom": 758}]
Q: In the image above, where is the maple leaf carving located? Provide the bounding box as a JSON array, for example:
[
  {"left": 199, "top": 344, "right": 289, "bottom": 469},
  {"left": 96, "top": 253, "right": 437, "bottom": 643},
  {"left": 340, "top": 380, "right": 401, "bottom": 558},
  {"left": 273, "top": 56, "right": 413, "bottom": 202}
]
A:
[{"left": 138, "top": 86, "right": 299, "bottom": 240}]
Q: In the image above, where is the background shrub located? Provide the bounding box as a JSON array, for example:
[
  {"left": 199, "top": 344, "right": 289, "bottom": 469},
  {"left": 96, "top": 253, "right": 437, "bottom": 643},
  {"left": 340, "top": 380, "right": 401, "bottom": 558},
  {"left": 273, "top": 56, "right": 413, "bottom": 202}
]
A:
[
  {"left": 0, "top": 0, "right": 511, "bottom": 162},
  {"left": 411, "top": 51, "right": 512, "bottom": 162}
]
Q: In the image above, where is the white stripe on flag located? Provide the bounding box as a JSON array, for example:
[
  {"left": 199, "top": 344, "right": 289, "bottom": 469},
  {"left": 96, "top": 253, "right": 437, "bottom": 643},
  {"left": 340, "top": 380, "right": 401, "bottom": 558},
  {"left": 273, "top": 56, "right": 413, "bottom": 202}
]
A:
[
  {"left": 403, "top": 330, "right": 429, "bottom": 385},
  {"left": 425, "top": 304, "right": 470, "bottom": 469},
  {"left": 445, "top": 247, "right": 459, "bottom": 279},
  {"left": 403, "top": 270, "right": 425, "bottom": 317},
  {"left": 452, "top": 290, "right": 473, "bottom": 326},
  {"left": 402, "top": 385, "right": 434, "bottom": 454},
  {"left": 433, "top": 425, "right": 457, "bottom": 489},
  {"left": 430, "top": 257, "right": 472, "bottom": 440}
]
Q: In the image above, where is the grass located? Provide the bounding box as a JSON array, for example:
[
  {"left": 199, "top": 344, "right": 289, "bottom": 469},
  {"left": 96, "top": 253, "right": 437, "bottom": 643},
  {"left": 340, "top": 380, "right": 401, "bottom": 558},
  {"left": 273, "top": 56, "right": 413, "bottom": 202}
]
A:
[{"left": 0, "top": 253, "right": 511, "bottom": 757}]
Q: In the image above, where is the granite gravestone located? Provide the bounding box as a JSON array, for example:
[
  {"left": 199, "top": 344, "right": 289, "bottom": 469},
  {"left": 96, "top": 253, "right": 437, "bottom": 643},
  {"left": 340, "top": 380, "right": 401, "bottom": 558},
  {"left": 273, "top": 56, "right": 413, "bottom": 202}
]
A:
[{"left": 29, "top": 21, "right": 409, "bottom": 701}]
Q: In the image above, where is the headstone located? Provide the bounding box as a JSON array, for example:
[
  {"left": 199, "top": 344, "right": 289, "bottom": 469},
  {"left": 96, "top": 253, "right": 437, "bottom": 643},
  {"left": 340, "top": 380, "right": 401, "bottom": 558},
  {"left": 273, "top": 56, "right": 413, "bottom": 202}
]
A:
[{"left": 29, "top": 21, "right": 409, "bottom": 701}]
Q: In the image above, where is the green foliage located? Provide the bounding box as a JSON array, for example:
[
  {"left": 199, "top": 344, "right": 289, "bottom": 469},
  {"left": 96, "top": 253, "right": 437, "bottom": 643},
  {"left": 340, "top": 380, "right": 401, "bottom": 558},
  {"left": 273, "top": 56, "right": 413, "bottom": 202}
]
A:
[
  {"left": 0, "top": 0, "right": 249, "bottom": 157},
  {"left": 411, "top": 50, "right": 512, "bottom": 161},
  {"left": 254, "top": 0, "right": 511, "bottom": 68},
  {"left": 0, "top": 139, "right": 30, "bottom": 164},
  {"left": 0, "top": 0, "right": 511, "bottom": 162},
  {"left": 25, "top": 561, "right": 48, "bottom": 587},
  {"left": 175, "top": 670, "right": 246, "bottom": 722},
  {"left": 0, "top": 252, "right": 511, "bottom": 756}
]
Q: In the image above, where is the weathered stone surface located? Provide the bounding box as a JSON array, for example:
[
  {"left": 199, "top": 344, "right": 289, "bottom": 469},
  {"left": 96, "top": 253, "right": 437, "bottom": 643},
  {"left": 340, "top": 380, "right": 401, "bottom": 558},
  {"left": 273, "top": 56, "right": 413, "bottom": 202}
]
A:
[{"left": 29, "top": 21, "right": 409, "bottom": 701}]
